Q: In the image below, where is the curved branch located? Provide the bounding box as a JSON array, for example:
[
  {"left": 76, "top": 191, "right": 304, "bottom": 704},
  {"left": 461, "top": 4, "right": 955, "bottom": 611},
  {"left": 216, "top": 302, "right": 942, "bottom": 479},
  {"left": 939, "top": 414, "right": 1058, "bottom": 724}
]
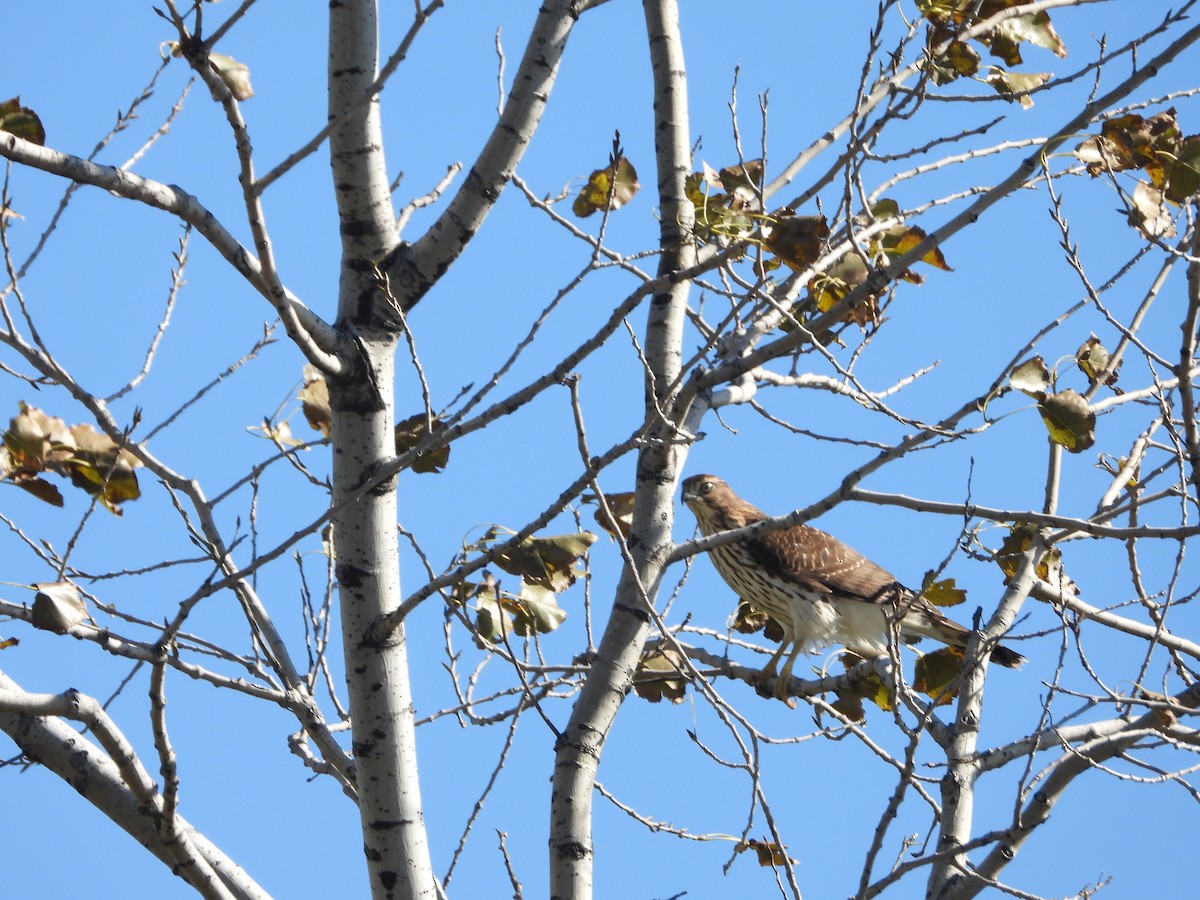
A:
[
  {"left": 393, "top": 0, "right": 586, "bottom": 309},
  {"left": 953, "top": 681, "right": 1200, "bottom": 900},
  {"left": 0, "top": 670, "right": 268, "bottom": 900},
  {"left": 0, "top": 133, "right": 343, "bottom": 373}
]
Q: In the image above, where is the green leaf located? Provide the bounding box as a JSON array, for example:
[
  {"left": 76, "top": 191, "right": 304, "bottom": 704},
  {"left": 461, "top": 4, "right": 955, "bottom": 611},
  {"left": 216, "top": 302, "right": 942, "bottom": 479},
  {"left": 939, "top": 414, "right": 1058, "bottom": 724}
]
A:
[
  {"left": 986, "top": 70, "right": 1050, "bottom": 109},
  {"left": 994, "top": 523, "right": 1072, "bottom": 590},
  {"left": 1075, "top": 334, "right": 1119, "bottom": 387},
  {"left": 684, "top": 159, "right": 763, "bottom": 241},
  {"left": 1164, "top": 135, "right": 1200, "bottom": 203},
  {"left": 0, "top": 97, "right": 45, "bottom": 145},
  {"left": 734, "top": 839, "right": 798, "bottom": 868},
  {"left": 1037, "top": 389, "right": 1095, "bottom": 452},
  {"left": 488, "top": 530, "right": 597, "bottom": 592},
  {"left": 63, "top": 423, "right": 142, "bottom": 514},
  {"left": 920, "top": 573, "right": 967, "bottom": 607},
  {"left": 510, "top": 582, "right": 568, "bottom": 635},
  {"left": 572, "top": 156, "right": 639, "bottom": 218},
  {"left": 1009, "top": 356, "right": 1049, "bottom": 397},
  {"left": 914, "top": 647, "right": 963, "bottom": 705}
]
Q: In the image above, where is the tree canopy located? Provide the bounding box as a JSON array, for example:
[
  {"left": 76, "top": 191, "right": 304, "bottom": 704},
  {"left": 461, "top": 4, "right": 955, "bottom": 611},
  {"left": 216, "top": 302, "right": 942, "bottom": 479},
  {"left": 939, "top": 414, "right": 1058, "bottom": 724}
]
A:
[{"left": 3, "top": 2, "right": 1200, "bottom": 898}]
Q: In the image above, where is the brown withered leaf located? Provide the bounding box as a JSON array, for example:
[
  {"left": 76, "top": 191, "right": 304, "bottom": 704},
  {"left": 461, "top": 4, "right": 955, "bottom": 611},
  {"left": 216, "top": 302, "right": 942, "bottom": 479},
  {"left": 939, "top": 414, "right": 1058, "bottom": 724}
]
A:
[
  {"left": 585, "top": 491, "right": 635, "bottom": 540},
  {"left": 633, "top": 645, "right": 689, "bottom": 704},
  {"left": 477, "top": 528, "right": 597, "bottom": 593},
  {"left": 394, "top": 414, "right": 450, "bottom": 474},
  {"left": 731, "top": 600, "right": 785, "bottom": 643},
  {"left": 1038, "top": 389, "right": 1095, "bottom": 453},
  {"left": 928, "top": 39, "right": 980, "bottom": 85},
  {"left": 764, "top": 213, "right": 829, "bottom": 271},
  {"left": 510, "top": 582, "right": 568, "bottom": 636},
  {"left": 209, "top": 52, "right": 254, "bottom": 100},
  {"left": 924, "top": 2, "right": 1066, "bottom": 66},
  {"left": 881, "top": 223, "right": 951, "bottom": 272},
  {"left": 298, "top": 366, "right": 331, "bottom": 437},
  {"left": 1076, "top": 109, "right": 1182, "bottom": 177},
  {"left": 987, "top": 70, "right": 1050, "bottom": 108},
  {"left": 31, "top": 582, "right": 88, "bottom": 634},
  {"left": 1, "top": 404, "right": 140, "bottom": 514}
]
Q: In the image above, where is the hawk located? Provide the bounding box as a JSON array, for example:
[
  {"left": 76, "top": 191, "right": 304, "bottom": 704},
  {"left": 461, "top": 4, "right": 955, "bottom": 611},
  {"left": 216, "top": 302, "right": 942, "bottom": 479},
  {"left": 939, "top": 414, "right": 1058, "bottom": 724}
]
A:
[{"left": 681, "top": 474, "right": 1025, "bottom": 701}]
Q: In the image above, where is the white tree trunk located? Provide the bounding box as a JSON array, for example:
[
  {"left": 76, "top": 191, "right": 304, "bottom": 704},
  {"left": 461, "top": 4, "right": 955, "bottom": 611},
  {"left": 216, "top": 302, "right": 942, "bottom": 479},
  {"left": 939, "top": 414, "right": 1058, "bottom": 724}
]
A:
[{"left": 328, "top": 1, "right": 438, "bottom": 897}]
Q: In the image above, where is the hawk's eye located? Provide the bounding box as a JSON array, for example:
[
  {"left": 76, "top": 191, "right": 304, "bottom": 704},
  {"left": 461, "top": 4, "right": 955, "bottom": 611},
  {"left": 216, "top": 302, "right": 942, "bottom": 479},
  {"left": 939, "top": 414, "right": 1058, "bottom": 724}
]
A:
[{"left": 701, "top": 481, "right": 714, "bottom": 495}]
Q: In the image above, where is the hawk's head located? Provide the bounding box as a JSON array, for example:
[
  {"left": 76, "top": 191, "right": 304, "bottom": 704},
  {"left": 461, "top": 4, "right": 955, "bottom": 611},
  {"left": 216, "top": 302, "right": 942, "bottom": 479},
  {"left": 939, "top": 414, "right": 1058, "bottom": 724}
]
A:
[
  {"left": 681, "top": 474, "right": 764, "bottom": 531},
  {"left": 681, "top": 473, "right": 726, "bottom": 508}
]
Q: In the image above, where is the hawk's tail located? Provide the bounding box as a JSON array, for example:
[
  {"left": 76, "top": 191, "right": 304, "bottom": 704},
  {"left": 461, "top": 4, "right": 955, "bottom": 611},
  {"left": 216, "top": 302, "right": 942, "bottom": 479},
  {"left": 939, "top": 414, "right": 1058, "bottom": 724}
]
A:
[{"left": 988, "top": 643, "right": 1026, "bottom": 669}]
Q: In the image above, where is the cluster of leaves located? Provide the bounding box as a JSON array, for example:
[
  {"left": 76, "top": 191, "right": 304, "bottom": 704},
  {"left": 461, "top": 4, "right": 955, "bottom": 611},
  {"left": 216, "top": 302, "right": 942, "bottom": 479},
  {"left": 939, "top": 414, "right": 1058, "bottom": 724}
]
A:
[
  {"left": 452, "top": 528, "right": 596, "bottom": 643},
  {"left": 994, "top": 522, "right": 1076, "bottom": 597},
  {"left": 773, "top": 199, "right": 951, "bottom": 328},
  {"left": 920, "top": 0, "right": 1067, "bottom": 107},
  {"left": 1, "top": 403, "right": 142, "bottom": 515},
  {"left": 1008, "top": 338, "right": 1118, "bottom": 453},
  {"left": 683, "top": 157, "right": 953, "bottom": 328},
  {"left": 297, "top": 367, "right": 450, "bottom": 473},
  {"left": 573, "top": 143, "right": 955, "bottom": 332},
  {"left": 1074, "top": 108, "right": 1200, "bottom": 238},
  {"left": 685, "top": 159, "right": 765, "bottom": 242}
]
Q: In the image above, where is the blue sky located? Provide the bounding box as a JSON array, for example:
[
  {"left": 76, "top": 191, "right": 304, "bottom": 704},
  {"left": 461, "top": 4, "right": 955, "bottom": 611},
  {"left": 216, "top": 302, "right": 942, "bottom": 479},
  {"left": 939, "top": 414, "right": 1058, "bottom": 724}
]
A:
[{"left": 3, "top": 2, "right": 1199, "bottom": 898}]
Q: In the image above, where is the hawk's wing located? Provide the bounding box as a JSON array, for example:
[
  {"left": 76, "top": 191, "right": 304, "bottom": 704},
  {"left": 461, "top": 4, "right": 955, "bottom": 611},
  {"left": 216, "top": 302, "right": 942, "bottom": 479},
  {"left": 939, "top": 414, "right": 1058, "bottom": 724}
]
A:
[{"left": 749, "top": 524, "right": 906, "bottom": 605}]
